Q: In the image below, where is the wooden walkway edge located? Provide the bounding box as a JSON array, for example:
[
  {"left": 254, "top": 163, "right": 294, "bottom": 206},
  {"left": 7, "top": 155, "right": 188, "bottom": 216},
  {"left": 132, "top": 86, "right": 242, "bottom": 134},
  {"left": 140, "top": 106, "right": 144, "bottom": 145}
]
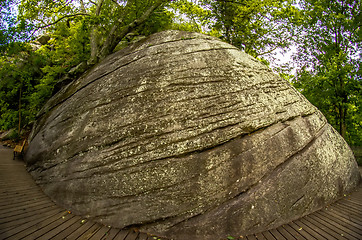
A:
[{"left": 1, "top": 145, "right": 361, "bottom": 240}]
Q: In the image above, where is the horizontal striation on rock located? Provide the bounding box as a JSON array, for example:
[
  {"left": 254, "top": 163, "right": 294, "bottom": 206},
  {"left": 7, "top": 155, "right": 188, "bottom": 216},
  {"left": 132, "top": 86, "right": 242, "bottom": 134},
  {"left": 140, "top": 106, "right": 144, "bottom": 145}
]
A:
[
  {"left": 28, "top": 38, "right": 314, "bottom": 167},
  {"left": 25, "top": 30, "right": 360, "bottom": 240}
]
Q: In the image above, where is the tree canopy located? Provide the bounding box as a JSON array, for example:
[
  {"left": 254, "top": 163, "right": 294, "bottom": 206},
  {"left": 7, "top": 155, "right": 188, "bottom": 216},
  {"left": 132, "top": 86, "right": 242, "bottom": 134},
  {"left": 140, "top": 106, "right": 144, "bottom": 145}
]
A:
[
  {"left": 18, "top": 0, "right": 173, "bottom": 65},
  {"left": 0, "top": 0, "right": 361, "bottom": 146},
  {"left": 202, "top": 0, "right": 300, "bottom": 59},
  {"left": 292, "top": 0, "right": 361, "bottom": 145}
]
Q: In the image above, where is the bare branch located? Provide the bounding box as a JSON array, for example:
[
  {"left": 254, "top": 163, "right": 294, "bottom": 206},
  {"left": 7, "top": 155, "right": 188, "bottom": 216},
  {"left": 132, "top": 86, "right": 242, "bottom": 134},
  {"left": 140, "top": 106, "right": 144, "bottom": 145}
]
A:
[
  {"left": 217, "top": 0, "right": 248, "bottom": 6},
  {"left": 79, "top": 0, "right": 88, "bottom": 13},
  {"left": 256, "top": 46, "right": 279, "bottom": 57},
  {"left": 111, "top": 0, "right": 122, "bottom": 7},
  {"left": 39, "top": 0, "right": 73, "bottom": 15},
  {"left": 38, "top": 13, "right": 90, "bottom": 29}
]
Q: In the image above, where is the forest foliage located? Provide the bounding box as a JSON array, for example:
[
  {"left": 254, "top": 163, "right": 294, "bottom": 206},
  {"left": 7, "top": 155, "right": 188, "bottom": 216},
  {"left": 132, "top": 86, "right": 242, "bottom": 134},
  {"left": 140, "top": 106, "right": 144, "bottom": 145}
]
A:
[{"left": 0, "top": 0, "right": 361, "bottom": 146}]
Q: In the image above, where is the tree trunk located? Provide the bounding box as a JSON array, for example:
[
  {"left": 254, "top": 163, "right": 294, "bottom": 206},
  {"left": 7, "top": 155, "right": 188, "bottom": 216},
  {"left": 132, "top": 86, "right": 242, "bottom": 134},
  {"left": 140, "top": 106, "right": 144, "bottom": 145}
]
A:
[
  {"left": 18, "top": 87, "right": 22, "bottom": 135},
  {"left": 98, "top": 0, "right": 166, "bottom": 61},
  {"left": 88, "top": 29, "right": 100, "bottom": 65},
  {"left": 338, "top": 104, "right": 347, "bottom": 139},
  {"left": 338, "top": 71, "right": 347, "bottom": 139},
  {"left": 88, "top": 0, "right": 105, "bottom": 66}
]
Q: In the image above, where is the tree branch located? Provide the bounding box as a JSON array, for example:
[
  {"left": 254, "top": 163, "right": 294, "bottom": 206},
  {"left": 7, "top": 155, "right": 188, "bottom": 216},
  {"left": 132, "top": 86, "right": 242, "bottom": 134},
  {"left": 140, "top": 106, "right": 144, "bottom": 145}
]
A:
[
  {"left": 98, "top": 0, "right": 167, "bottom": 61},
  {"left": 95, "top": 0, "right": 105, "bottom": 15},
  {"left": 79, "top": 0, "right": 88, "bottom": 13},
  {"left": 111, "top": 0, "right": 122, "bottom": 7},
  {"left": 38, "top": 13, "right": 90, "bottom": 29},
  {"left": 89, "top": 0, "right": 106, "bottom": 65},
  {"left": 40, "top": 0, "right": 73, "bottom": 15},
  {"left": 217, "top": 0, "right": 248, "bottom": 6},
  {"left": 256, "top": 46, "right": 279, "bottom": 57}
]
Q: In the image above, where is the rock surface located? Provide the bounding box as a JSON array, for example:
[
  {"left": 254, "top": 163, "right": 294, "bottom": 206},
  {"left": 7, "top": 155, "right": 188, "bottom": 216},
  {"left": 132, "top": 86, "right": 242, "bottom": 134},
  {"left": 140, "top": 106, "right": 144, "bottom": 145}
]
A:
[{"left": 25, "top": 30, "right": 361, "bottom": 239}]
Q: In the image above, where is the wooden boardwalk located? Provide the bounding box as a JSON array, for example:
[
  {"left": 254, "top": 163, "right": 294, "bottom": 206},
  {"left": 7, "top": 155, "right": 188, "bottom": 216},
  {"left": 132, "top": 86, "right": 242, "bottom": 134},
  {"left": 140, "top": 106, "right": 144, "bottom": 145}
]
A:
[{"left": 0, "top": 145, "right": 361, "bottom": 240}]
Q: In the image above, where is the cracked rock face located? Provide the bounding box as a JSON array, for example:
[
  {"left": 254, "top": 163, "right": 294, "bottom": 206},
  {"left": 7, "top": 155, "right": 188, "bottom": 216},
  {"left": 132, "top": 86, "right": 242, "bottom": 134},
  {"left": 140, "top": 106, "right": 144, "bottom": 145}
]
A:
[{"left": 25, "top": 30, "right": 361, "bottom": 239}]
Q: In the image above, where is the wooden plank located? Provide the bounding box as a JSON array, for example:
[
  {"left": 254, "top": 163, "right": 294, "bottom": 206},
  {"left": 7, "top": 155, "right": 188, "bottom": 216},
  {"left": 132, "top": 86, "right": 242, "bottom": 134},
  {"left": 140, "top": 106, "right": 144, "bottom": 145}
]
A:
[
  {"left": 344, "top": 198, "right": 362, "bottom": 207},
  {"left": 137, "top": 232, "right": 149, "bottom": 240},
  {"left": 0, "top": 198, "right": 53, "bottom": 217},
  {"left": 0, "top": 200, "right": 53, "bottom": 216},
  {"left": 0, "top": 186, "right": 43, "bottom": 193},
  {"left": 0, "top": 178, "right": 31, "bottom": 182},
  {"left": 293, "top": 219, "right": 328, "bottom": 239},
  {"left": 302, "top": 215, "right": 346, "bottom": 240},
  {"left": 335, "top": 201, "right": 362, "bottom": 214},
  {"left": 262, "top": 231, "right": 276, "bottom": 240},
  {"left": 268, "top": 229, "right": 287, "bottom": 240},
  {"left": 274, "top": 226, "right": 296, "bottom": 240},
  {"left": 320, "top": 208, "right": 362, "bottom": 232},
  {"left": 36, "top": 215, "right": 81, "bottom": 240},
  {"left": 0, "top": 197, "right": 52, "bottom": 213},
  {"left": 62, "top": 220, "right": 96, "bottom": 239},
  {"left": 20, "top": 211, "right": 74, "bottom": 240},
  {"left": 0, "top": 225, "right": 18, "bottom": 236},
  {"left": 0, "top": 202, "right": 56, "bottom": 222},
  {"left": 48, "top": 216, "right": 85, "bottom": 240},
  {"left": 285, "top": 221, "right": 312, "bottom": 240},
  {"left": 322, "top": 206, "right": 362, "bottom": 228},
  {"left": 0, "top": 207, "right": 61, "bottom": 237},
  {"left": 316, "top": 211, "right": 362, "bottom": 239},
  {"left": 345, "top": 196, "right": 362, "bottom": 203},
  {"left": 0, "top": 189, "right": 43, "bottom": 201},
  {"left": 308, "top": 212, "right": 360, "bottom": 240},
  {"left": 124, "top": 229, "right": 139, "bottom": 240},
  {"left": 3, "top": 210, "right": 67, "bottom": 240},
  {"left": 0, "top": 190, "right": 41, "bottom": 198},
  {"left": 76, "top": 223, "right": 102, "bottom": 240},
  {"left": 0, "top": 184, "right": 36, "bottom": 189},
  {"left": 0, "top": 207, "right": 62, "bottom": 230},
  {"left": 328, "top": 204, "right": 362, "bottom": 221},
  {"left": 0, "top": 179, "right": 33, "bottom": 183},
  {"left": 0, "top": 186, "right": 40, "bottom": 193},
  {"left": 0, "top": 191, "right": 50, "bottom": 202},
  {"left": 0, "top": 184, "right": 41, "bottom": 191},
  {"left": 89, "top": 225, "right": 112, "bottom": 239},
  {"left": 0, "top": 192, "right": 46, "bottom": 205},
  {"left": 334, "top": 199, "right": 362, "bottom": 213},
  {"left": 245, "top": 234, "right": 257, "bottom": 240},
  {"left": 112, "top": 229, "right": 130, "bottom": 240},
  {"left": 339, "top": 198, "right": 362, "bottom": 207},
  {"left": 280, "top": 225, "right": 304, "bottom": 240},
  {"left": 100, "top": 228, "right": 122, "bottom": 240}
]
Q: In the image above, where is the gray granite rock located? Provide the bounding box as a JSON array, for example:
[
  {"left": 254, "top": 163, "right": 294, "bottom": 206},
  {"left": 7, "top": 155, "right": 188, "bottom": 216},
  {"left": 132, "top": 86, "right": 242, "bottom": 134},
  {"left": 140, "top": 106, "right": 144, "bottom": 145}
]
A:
[{"left": 25, "top": 30, "right": 361, "bottom": 240}]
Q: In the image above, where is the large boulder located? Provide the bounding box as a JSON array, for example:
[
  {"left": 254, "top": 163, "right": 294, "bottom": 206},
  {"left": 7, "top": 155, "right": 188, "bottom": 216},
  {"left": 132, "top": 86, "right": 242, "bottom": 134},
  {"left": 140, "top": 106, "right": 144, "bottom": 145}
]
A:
[{"left": 25, "top": 30, "right": 360, "bottom": 239}]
